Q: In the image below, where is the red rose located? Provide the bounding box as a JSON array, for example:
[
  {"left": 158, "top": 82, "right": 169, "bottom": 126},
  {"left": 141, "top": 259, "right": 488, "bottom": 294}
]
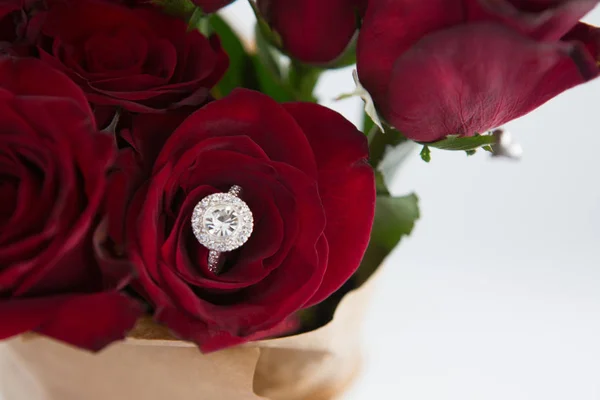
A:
[
  {"left": 0, "top": 57, "right": 142, "bottom": 351},
  {"left": 114, "top": 89, "right": 375, "bottom": 351},
  {"left": 257, "top": 0, "right": 366, "bottom": 64},
  {"left": 357, "top": 0, "right": 600, "bottom": 142},
  {"left": 32, "top": 0, "right": 228, "bottom": 113}
]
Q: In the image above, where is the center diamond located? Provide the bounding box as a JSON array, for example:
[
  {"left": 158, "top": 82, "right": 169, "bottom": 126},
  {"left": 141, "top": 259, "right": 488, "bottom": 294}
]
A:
[
  {"left": 203, "top": 206, "right": 239, "bottom": 237},
  {"left": 191, "top": 191, "right": 254, "bottom": 252}
]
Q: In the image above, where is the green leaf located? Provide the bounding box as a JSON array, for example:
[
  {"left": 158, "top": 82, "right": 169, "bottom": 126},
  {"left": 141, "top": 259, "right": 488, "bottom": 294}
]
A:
[
  {"left": 247, "top": 54, "right": 297, "bottom": 102},
  {"left": 368, "top": 125, "right": 407, "bottom": 168},
  {"left": 375, "top": 171, "right": 389, "bottom": 196},
  {"left": 188, "top": 7, "right": 207, "bottom": 32},
  {"left": 356, "top": 193, "right": 420, "bottom": 284},
  {"left": 424, "top": 133, "right": 497, "bottom": 151},
  {"left": 152, "top": 0, "right": 196, "bottom": 19},
  {"left": 420, "top": 145, "right": 431, "bottom": 162},
  {"left": 287, "top": 61, "right": 322, "bottom": 102},
  {"left": 372, "top": 194, "right": 420, "bottom": 249},
  {"left": 209, "top": 17, "right": 297, "bottom": 101},
  {"left": 254, "top": 23, "right": 283, "bottom": 78},
  {"left": 209, "top": 15, "right": 250, "bottom": 97}
]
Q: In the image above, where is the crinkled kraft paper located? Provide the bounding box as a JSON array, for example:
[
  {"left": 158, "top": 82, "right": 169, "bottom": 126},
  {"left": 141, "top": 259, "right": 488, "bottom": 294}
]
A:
[{"left": 0, "top": 264, "right": 384, "bottom": 400}]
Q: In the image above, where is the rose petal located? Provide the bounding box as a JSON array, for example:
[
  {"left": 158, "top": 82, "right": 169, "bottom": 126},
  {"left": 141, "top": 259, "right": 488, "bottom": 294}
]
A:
[
  {"left": 84, "top": 27, "right": 149, "bottom": 74},
  {"left": 284, "top": 103, "right": 374, "bottom": 305},
  {"left": 387, "top": 23, "right": 599, "bottom": 142},
  {"left": 35, "top": 292, "right": 144, "bottom": 351},
  {"left": 155, "top": 89, "right": 318, "bottom": 178},
  {"left": 562, "top": 22, "right": 600, "bottom": 60},
  {"left": 258, "top": 0, "right": 364, "bottom": 64},
  {"left": 0, "top": 57, "right": 91, "bottom": 114},
  {"left": 357, "top": 0, "right": 464, "bottom": 110},
  {"left": 0, "top": 292, "right": 143, "bottom": 351},
  {"left": 156, "top": 305, "right": 299, "bottom": 353}
]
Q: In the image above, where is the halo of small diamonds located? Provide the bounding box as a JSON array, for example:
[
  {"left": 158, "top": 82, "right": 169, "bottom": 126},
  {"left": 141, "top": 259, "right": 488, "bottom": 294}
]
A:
[{"left": 191, "top": 192, "right": 254, "bottom": 252}]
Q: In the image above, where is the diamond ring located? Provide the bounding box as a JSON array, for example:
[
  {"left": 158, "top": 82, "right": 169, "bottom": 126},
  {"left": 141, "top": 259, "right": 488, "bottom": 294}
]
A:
[{"left": 191, "top": 185, "right": 254, "bottom": 274}]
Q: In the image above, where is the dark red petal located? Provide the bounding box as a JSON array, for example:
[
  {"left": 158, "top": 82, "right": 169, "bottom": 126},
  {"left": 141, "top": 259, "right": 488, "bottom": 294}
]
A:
[
  {"left": 4, "top": 100, "right": 111, "bottom": 294},
  {"left": 283, "top": 103, "right": 375, "bottom": 305},
  {"left": 155, "top": 306, "right": 299, "bottom": 353},
  {"left": 0, "top": 292, "right": 143, "bottom": 351},
  {"left": 84, "top": 27, "right": 149, "bottom": 74},
  {"left": 0, "top": 57, "right": 91, "bottom": 114},
  {"left": 126, "top": 112, "right": 189, "bottom": 170},
  {"left": 42, "top": 0, "right": 153, "bottom": 41},
  {"left": 155, "top": 89, "right": 318, "bottom": 179},
  {"left": 201, "top": 35, "right": 229, "bottom": 89},
  {"left": 126, "top": 179, "right": 175, "bottom": 309},
  {"left": 386, "top": 23, "right": 599, "bottom": 142},
  {"left": 472, "top": 0, "right": 599, "bottom": 40},
  {"left": 35, "top": 292, "right": 144, "bottom": 351},
  {"left": 357, "top": 0, "right": 465, "bottom": 110},
  {"left": 103, "top": 148, "right": 145, "bottom": 249},
  {"left": 258, "top": 0, "right": 363, "bottom": 64},
  {"left": 154, "top": 306, "right": 247, "bottom": 352},
  {"left": 563, "top": 22, "right": 600, "bottom": 61},
  {"left": 237, "top": 236, "right": 328, "bottom": 334},
  {"left": 0, "top": 171, "right": 17, "bottom": 224}
]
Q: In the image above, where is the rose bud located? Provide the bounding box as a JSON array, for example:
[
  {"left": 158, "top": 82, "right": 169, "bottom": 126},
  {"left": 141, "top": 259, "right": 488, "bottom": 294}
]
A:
[
  {"left": 31, "top": 0, "right": 228, "bottom": 114},
  {"left": 257, "top": 0, "right": 367, "bottom": 64},
  {"left": 357, "top": 0, "right": 600, "bottom": 142},
  {"left": 0, "top": 57, "right": 143, "bottom": 351},
  {"left": 109, "top": 89, "right": 375, "bottom": 352}
]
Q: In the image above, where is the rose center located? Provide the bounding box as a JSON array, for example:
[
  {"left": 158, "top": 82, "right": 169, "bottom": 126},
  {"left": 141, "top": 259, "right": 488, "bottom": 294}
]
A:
[{"left": 0, "top": 174, "right": 18, "bottom": 225}]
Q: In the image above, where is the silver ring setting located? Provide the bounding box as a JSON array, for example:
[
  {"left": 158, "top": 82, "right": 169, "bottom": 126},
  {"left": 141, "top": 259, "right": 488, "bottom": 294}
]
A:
[{"left": 191, "top": 185, "right": 254, "bottom": 273}]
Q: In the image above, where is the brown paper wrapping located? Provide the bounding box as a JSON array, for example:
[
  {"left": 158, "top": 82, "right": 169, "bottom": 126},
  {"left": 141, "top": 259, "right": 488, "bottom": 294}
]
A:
[{"left": 0, "top": 265, "right": 382, "bottom": 400}]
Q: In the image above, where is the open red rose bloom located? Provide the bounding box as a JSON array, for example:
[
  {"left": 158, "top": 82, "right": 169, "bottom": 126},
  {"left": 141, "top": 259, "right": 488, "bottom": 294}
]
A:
[
  {"left": 0, "top": 0, "right": 598, "bottom": 355},
  {"left": 117, "top": 89, "right": 374, "bottom": 351},
  {"left": 0, "top": 57, "right": 142, "bottom": 351}
]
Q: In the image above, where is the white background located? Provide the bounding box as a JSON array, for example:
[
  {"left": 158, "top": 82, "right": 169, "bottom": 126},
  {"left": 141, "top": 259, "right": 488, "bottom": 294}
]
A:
[{"left": 224, "top": 3, "right": 600, "bottom": 400}]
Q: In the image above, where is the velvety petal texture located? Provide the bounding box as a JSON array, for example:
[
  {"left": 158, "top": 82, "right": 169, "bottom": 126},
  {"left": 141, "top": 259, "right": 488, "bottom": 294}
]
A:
[
  {"left": 33, "top": 0, "right": 228, "bottom": 114},
  {"left": 0, "top": 57, "right": 143, "bottom": 350},
  {"left": 357, "top": 0, "right": 600, "bottom": 141},
  {"left": 257, "top": 0, "right": 366, "bottom": 64},
  {"left": 113, "top": 89, "right": 375, "bottom": 351}
]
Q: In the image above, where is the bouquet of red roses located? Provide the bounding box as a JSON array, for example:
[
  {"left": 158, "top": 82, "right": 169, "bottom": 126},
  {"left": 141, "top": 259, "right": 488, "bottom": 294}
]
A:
[{"left": 0, "top": 0, "right": 598, "bottom": 399}]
